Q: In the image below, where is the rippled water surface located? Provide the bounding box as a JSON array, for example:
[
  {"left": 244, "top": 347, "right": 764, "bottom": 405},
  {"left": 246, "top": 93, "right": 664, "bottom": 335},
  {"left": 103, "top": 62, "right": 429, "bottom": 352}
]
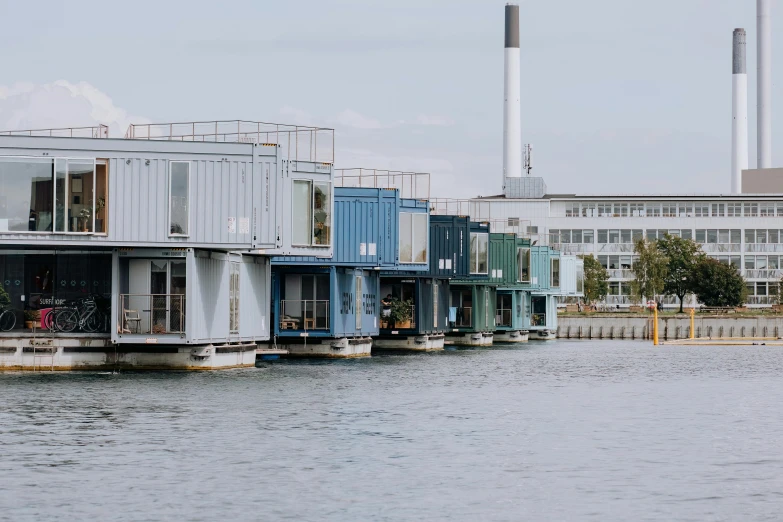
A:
[{"left": 2, "top": 341, "right": 783, "bottom": 521}]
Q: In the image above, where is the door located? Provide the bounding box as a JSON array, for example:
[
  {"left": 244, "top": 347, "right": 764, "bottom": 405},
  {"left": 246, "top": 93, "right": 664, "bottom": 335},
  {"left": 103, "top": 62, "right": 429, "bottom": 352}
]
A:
[{"left": 128, "top": 259, "right": 186, "bottom": 335}]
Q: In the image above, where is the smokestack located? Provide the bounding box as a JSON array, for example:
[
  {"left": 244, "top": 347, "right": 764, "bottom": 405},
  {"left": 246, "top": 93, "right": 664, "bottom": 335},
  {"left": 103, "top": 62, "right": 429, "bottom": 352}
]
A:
[
  {"left": 732, "top": 28, "right": 748, "bottom": 194},
  {"left": 503, "top": 3, "right": 522, "bottom": 184},
  {"left": 757, "top": 0, "right": 772, "bottom": 169}
]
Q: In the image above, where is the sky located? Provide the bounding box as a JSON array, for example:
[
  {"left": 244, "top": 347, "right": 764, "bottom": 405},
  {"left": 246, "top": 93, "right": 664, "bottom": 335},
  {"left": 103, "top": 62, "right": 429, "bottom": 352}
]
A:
[{"left": 0, "top": 0, "right": 778, "bottom": 198}]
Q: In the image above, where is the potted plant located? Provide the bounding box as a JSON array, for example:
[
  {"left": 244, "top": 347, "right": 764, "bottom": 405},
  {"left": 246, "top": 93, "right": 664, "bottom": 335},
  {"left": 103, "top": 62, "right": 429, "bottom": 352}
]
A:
[
  {"left": 390, "top": 298, "right": 414, "bottom": 329},
  {"left": 24, "top": 309, "right": 40, "bottom": 329},
  {"left": 79, "top": 207, "right": 91, "bottom": 232},
  {"left": 95, "top": 197, "right": 106, "bottom": 232}
]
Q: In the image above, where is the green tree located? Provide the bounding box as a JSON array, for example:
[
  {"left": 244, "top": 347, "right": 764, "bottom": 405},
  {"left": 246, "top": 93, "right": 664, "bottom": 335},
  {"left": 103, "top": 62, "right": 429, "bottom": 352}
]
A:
[
  {"left": 656, "top": 234, "right": 704, "bottom": 313},
  {"left": 631, "top": 239, "right": 668, "bottom": 305},
  {"left": 692, "top": 257, "right": 746, "bottom": 307},
  {"left": 579, "top": 254, "right": 608, "bottom": 305}
]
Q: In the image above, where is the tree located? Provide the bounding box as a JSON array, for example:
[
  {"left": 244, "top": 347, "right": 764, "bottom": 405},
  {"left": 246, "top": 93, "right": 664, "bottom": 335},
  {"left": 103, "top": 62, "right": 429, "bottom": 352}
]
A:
[
  {"left": 580, "top": 254, "right": 608, "bottom": 304},
  {"left": 656, "top": 234, "right": 704, "bottom": 313},
  {"left": 631, "top": 239, "right": 668, "bottom": 305},
  {"left": 692, "top": 257, "right": 746, "bottom": 307}
]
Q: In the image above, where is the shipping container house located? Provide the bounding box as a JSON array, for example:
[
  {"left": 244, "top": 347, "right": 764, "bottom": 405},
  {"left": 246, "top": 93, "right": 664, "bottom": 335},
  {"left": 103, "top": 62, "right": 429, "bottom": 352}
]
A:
[
  {"left": 445, "top": 221, "right": 496, "bottom": 346},
  {"left": 488, "top": 232, "right": 529, "bottom": 342},
  {"left": 375, "top": 214, "right": 461, "bottom": 351},
  {"left": 0, "top": 122, "right": 333, "bottom": 369},
  {"left": 522, "top": 246, "right": 562, "bottom": 340},
  {"left": 271, "top": 187, "right": 428, "bottom": 356}
]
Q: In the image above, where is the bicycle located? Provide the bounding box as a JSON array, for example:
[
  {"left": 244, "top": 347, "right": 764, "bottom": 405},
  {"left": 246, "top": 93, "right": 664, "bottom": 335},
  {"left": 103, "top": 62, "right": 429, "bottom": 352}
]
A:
[
  {"left": 0, "top": 307, "right": 16, "bottom": 332},
  {"left": 54, "top": 295, "right": 106, "bottom": 333}
]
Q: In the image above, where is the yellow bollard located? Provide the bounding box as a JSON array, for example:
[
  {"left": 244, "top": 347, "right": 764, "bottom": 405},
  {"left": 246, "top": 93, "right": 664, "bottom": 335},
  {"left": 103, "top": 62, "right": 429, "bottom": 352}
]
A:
[
  {"left": 690, "top": 308, "right": 695, "bottom": 339},
  {"left": 653, "top": 306, "right": 659, "bottom": 346}
]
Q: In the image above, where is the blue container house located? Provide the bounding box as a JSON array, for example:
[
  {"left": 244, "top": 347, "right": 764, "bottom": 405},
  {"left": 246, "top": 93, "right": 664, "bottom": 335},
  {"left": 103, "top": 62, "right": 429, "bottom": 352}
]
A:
[
  {"left": 271, "top": 187, "right": 427, "bottom": 357},
  {"left": 374, "top": 210, "right": 451, "bottom": 352}
]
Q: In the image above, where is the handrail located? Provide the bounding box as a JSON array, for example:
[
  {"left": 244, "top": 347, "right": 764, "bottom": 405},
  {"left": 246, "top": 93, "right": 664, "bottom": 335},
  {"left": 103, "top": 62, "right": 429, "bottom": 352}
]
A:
[
  {"left": 280, "top": 299, "right": 330, "bottom": 331},
  {"left": 429, "top": 198, "right": 471, "bottom": 216},
  {"left": 124, "top": 120, "right": 334, "bottom": 164},
  {"left": 335, "top": 168, "right": 430, "bottom": 200},
  {"left": 119, "top": 294, "right": 185, "bottom": 335},
  {"left": 0, "top": 125, "right": 109, "bottom": 138}
]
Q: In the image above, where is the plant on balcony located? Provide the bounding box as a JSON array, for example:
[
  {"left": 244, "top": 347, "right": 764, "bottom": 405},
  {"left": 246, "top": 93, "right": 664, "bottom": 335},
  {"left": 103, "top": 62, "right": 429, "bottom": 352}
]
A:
[
  {"left": 390, "top": 298, "right": 414, "bottom": 329},
  {"left": 0, "top": 284, "right": 10, "bottom": 309},
  {"left": 24, "top": 309, "right": 40, "bottom": 329}
]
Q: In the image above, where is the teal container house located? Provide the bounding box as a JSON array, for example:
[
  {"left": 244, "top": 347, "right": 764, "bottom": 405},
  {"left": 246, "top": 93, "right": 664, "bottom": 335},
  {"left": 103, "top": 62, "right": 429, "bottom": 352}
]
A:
[
  {"left": 487, "top": 232, "right": 530, "bottom": 343},
  {"left": 519, "top": 245, "right": 562, "bottom": 340}
]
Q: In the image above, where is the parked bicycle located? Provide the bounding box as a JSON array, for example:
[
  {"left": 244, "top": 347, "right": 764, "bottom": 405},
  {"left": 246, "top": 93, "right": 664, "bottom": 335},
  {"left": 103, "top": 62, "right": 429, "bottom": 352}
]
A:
[
  {"left": 0, "top": 307, "right": 17, "bottom": 332},
  {"left": 53, "top": 295, "right": 109, "bottom": 333}
]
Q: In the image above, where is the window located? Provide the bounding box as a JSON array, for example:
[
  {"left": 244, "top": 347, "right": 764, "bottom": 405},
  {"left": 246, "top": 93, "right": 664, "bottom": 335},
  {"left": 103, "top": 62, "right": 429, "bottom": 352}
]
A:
[
  {"left": 581, "top": 204, "right": 595, "bottom": 217},
  {"left": 621, "top": 230, "right": 631, "bottom": 243},
  {"left": 728, "top": 203, "right": 742, "bottom": 217},
  {"left": 608, "top": 230, "right": 620, "bottom": 244},
  {"left": 551, "top": 258, "right": 560, "bottom": 288},
  {"left": 770, "top": 230, "right": 780, "bottom": 244},
  {"left": 229, "top": 261, "right": 240, "bottom": 334},
  {"left": 756, "top": 256, "right": 768, "bottom": 270},
  {"left": 518, "top": 248, "right": 531, "bottom": 282},
  {"left": 662, "top": 203, "right": 676, "bottom": 217},
  {"left": 757, "top": 230, "right": 768, "bottom": 244},
  {"left": 681, "top": 229, "right": 693, "bottom": 240},
  {"left": 646, "top": 203, "right": 661, "bottom": 217},
  {"left": 572, "top": 230, "right": 582, "bottom": 243},
  {"left": 757, "top": 282, "right": 768, "bottom": 296},
  {"left": 711, "top": 203, "right": 725, "bottom": 217},
  {"left": 777, "top": 203, "right": 783, "bottom": 217},
  {"left": 400, "top": 213, "right": 429, "bottom": 264},
  {"left": 707, "top": 230, "right": 718, "bottom": 244},
  {"left": 761, "top": 203, "right": 775, "bottom": 217},
  {"left": 598, "top": 230, "right": 608, "bottom": 243},
  {"left": 718, "top": 230, "right": 730, "bottom": 244},
  {"left": 731, "top": 230, "right": 741, "bottom": 244},
  {"left": 745, "top": 257, "right": 755, "bottom": 270},
  {"left": 618, "top": 203, "right": 628, "bottom": 217},
  {"left": 647, "top": 229, "right": 658, "bottom": 241},
  {"left": 695, "top": 230, "right": 706, "bottom": 243},
  {"left": 565, "top": 203, "right": 579, "bottom": 217},
  {"left": 744, "top": 203, "right": 759, "bottom": 217},
  {"left": 598, "top": 255, "right": 608, "bottom": 269},
  {"left": 292, "top": 180, "right": 332, "bottom": 246},
  {"left": 598, "top": 203, "right": 612, "bottom": 217},
  {"left": 678, "top": 203, "right": 692, "bottom": 216},
  {"left": 169, "top": 161, "right": 189, "bottom": 236},
  {"left": 695, "top": 204, "right": 709, "bottom": 217},
  {"left": 508, "top": 217, "right": 519, "bottom": 227},
  {"left": 608, "top": 256, "right": 619, "bottom": 269},
  {"left": 527, "top": 226, "right": 538, "bottom": 234},
  {"left": 730, "top": 256, "right": 741, "bottom": 267},
  {"left": 583, "top": 230, "right": 594, "bottom": 244},
  {"left": 470, "top": 232, "right": 488, "bottom": 274},
  {"left": 620, "top": 256, "right": 632, "bottom": 269},
  {"left": 745, "top": 229, "right": 755, "bottom": 244},
  {"left": 632, "top": 230, "right": 644, "bottom": 241},
  {"left": 609, "top": 281, "right": 620, "bottom": 295},
  {"left": 560, "top": 230, "right": 571, "bottom": 243},
  {"left": 630, "top": 203, "right": 644, "bottom": 216},
  {"left": 55, "top": 160, "right": 98, "bottom": 233}
]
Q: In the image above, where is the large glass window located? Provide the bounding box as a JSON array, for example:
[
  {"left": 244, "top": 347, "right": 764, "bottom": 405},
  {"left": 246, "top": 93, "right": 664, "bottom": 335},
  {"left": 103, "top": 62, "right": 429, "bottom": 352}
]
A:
[
  {"left": 711, "top": 203, "right": 725, "bottom": 217},
  {"left": 728, "top": 203, "right": 742, "bottom": 217},
  {"left": 470, "top": 232, "right": 488, "bottom": 274},
  {"left": 731, "top": 230, "right": 742, "bottom": 244},
  {"left": 169, "top": 161, "right": 189, "bottom": 236},
  {"left": 760, "top": 203, "right": 775, "bottom": 216},
  {"left": 583, "top": 230, "right": 594, "bottom": 244},
  {"left": 0, "top": 158, "right": 54, "bottom": 232},
  {"left": 745, "top": 229, "right": 755, "bottom": 244},
  {"left": 518, "top": 248, "right": 531, "bottom": 282},
  {"left": 551, "top": 258, "right": 560, "bottom": 288},
  {"left": 400, "top": 213, "right": 428, "bottom": 264},
  {"left": 744, "top": 203, "right": 759, "bottom": 217},
  {"left": 292, "top": 180, "right": 332, "bottom": 247}
]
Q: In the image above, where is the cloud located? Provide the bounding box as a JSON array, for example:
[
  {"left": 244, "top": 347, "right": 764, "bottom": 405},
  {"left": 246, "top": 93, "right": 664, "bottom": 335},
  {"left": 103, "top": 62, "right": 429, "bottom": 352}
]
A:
[
  {"left": 414, "top": 114, "right": 455, "bottom": 126},
  {"left": 334, "top": 109, "right": 384, "bottom": 130},
  {"left": 0, "top": 81, "right": 148, "bottom": 138}
]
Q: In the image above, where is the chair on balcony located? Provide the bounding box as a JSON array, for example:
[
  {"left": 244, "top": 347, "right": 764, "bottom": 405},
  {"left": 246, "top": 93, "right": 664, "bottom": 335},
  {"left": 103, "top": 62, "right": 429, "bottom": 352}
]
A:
[{"left": 122, "top": 309, "right": 141, "bottom": 334}]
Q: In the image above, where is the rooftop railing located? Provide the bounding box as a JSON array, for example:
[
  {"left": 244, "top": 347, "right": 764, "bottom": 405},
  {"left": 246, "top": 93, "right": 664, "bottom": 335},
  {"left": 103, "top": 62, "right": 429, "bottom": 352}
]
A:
[
  {"left": 335, "top": 168, "right": 430, "bottom": 200},
  {"left": 0, "top": 125, "right": 109, "bottom": 138},
  {"left": 429, "top": 198, "right": 471, "bottom": 216},
  {"left": 125, "top": 120, "right": 334, "bottom": 164}
]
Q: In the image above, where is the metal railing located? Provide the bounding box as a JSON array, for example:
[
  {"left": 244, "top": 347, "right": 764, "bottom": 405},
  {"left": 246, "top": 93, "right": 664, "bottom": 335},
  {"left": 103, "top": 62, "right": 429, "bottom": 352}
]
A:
[
  {"left": 430, "top": 198, "right": 471, "bottom": 216},
  {"left": 743, "top": 269, "right": 783, "bottom": 279},
  {"left": 746, "top": 244, "right": 783, "bottom": 253},
  {"left": 335, "top": 169, "right": 430, "bottom": 200},
  {"left": 747, "top": 296, "right": 779, "bottom": 305},
  {"left": 119, "top": 294, "right": 185, "bottom": 335},
  {"left": 531, "top": 313, "right": 547, "bottom": 326},
  {"left": 125, "top": 120, "right": 334, "bottom": 164},
  {"left": 279, "top": 300, "right": 330, "bottom": 331},
  {"left": 496, "top": 308, "right": 513, "bottom": 327},
  {"left": 0, "top": 124, "right": 109, "bottom": 138}
]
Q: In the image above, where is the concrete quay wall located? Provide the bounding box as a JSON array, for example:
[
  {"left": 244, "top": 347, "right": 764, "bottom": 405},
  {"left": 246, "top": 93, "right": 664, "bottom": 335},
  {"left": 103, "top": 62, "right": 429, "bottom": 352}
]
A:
[{"left": 557, "top": 314, "right": 783, "bottom": 340}]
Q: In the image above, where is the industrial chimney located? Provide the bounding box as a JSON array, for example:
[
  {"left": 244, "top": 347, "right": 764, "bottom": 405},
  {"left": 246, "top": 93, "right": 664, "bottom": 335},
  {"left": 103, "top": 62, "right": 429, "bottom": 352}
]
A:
[
  {"left": 757, "top": 0, "right": 772, "bottom": 169},
  {"left": 503, "top": 3, "right": 522, "bottom": 185},
  {"left": 732, "top": 28, "right": 748, "bottom": 194}
]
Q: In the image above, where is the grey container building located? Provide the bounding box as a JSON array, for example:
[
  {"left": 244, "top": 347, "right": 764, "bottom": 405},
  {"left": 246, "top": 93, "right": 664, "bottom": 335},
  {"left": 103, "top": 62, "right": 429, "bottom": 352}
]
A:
[{"left": 0, "top": 121, "right": 335, "bottom": 370}]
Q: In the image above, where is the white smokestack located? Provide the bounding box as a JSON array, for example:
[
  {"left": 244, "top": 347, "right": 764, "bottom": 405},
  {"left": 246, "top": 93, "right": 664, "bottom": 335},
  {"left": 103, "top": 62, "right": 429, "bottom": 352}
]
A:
[
  {"left": 732, "top": 28, "right": 748, "bottom": 194},
  {"left": 503, "top": 3, "right": 522, "bottom": 184},
  {"left": 757, "top": 0, "right": 772, "bottom": 169}
]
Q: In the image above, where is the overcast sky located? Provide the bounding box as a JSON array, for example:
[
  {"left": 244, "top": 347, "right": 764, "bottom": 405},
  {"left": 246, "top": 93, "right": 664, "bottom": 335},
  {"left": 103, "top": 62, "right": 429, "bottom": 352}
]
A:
[{"left": 0, "top": 0, "right": 778, "bottom": 197}]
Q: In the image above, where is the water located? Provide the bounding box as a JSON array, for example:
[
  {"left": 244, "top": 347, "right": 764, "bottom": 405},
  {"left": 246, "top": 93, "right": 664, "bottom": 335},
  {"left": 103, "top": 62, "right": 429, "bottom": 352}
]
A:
[{"left": 2, "top": 341, "right": 783, "bottom": 521}]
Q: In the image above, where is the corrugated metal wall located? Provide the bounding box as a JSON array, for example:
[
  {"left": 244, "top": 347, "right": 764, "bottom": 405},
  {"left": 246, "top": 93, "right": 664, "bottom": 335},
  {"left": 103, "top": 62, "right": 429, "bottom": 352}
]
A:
[
  {"left": 429, "top": 215, "right": 469, "bottom": 278},
  {"left": 488, "top": 233, "right": 518, "bottom": 285},
  {"left": 331, "top": 268, "right": 380, "bottom": 337},
  {"left": 414, "top": 278, "right": 449, "bottom": 334},
  {"left": 472, "top": 285, "right": 497, "bottom": 332},
  {"left": 239, "top": 256, "right": 270, "bottom": 340},
  {"left": 188, "top": 252, "right": 230, "bottom": 343}
]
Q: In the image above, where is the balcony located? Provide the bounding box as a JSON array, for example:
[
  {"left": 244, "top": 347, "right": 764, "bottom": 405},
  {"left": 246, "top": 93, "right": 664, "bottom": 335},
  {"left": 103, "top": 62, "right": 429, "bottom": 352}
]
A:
[
  {"left": 279, "top": 300, "right": 330, "bottom": 331},
  {"left": 531, "top": 313, "right": 547, "bottom": 326},
  {"left": 745, "top": 244, "right": 783, "bottom": 253},
  {"left": 747, "top": 296, "right": 778, "bottom": 305},
  {"left": 743, "top": 269, "right": 783, "bottom": 280},
  {"left": 119, "top": 294, "right": 185, "bottom": 335},
  {"left": 452, "top": 306, "right": 472, "bottom": 328},
  {"left": 496, "top": 307, "right": 513, "bottom": 327}
]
